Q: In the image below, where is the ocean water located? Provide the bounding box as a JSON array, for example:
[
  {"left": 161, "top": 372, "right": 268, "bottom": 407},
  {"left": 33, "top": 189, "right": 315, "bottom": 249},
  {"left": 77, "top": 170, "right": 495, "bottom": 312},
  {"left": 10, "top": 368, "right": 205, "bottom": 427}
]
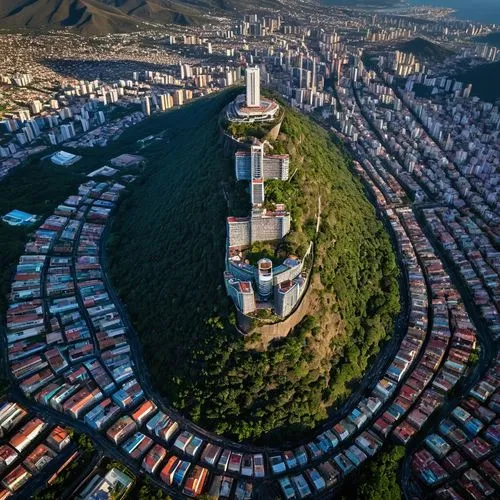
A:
[
  {"left": 323, "top": 1, "right": 500, "bottom": 25},
  {"left": 408, "top": 0, "right": 500, "bottom": 25}
]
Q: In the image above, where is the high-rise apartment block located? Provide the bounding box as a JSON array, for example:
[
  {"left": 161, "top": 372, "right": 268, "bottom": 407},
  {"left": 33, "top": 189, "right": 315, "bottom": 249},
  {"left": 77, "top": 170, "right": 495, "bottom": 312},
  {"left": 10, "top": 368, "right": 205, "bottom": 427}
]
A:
[
  {"left": 246, "top": 67, "right": 261, "bottom": 107},
  {"left": 274, "top": 277, "right": 305, "bottom": 318},
  {"left": 173, "top": 90, "right": 184, "bottom": 106},
  {"left": 141, "top": 97, "right": 151, "bottom": 116},
  {"left": 31, "top": 100, "right": 43, "bottom": 114},
  {"left": 60, "top": 123, "right": 75, "bottom": 141},
  {"left": 227, "top": 207, "right": 290, "bottom": 250},
  {"left": 225, "top": 275, "right": 256, "bottom": 314},
  {"left": 160, "top": 94, "right": 173, "bottom": 111},
  {"left": 235, "top": 143, "right": 289, "bottom": 181}
]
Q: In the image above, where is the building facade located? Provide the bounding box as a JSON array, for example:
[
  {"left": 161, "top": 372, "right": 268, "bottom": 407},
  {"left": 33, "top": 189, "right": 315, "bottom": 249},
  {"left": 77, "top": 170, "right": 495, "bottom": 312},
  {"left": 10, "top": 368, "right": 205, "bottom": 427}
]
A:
[
  {"left": 246, "top": 67, "right": 261, "bottom": 108},
  {"left": 235, "top": 142, "right": 290, "bottom": 182},
  {"left": 227, "top": 209, "right": 291, "bottom": 250}
]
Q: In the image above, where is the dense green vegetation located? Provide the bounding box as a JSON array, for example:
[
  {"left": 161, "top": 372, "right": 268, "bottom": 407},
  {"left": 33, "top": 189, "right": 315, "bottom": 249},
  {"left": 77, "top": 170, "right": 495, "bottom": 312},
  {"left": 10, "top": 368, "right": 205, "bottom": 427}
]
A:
[
  {"left": 0, "top": 225, "right": 26, "bottom": 315},
  {"left": 108, "top": 90, "right": 400, "bottom": 443},
  {"left": 350, "top": 446, "right": 405, "bottom": 500}
]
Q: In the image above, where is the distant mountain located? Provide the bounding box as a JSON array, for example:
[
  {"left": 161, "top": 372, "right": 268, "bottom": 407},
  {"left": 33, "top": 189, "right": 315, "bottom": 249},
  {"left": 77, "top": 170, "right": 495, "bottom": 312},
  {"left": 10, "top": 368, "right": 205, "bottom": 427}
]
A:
[
  {"left": 0, "top": 0, "right": 280, "bottom": 34},
  {"left": 396, "top": 37, "right": 454, "bottom": 63}
]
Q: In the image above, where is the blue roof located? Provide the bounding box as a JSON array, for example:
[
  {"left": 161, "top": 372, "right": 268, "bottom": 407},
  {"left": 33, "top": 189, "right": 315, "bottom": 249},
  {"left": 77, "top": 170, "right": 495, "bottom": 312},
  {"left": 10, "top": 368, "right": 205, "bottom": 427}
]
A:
[
  {"left": 4, "top": 209, "right": 35, "bottom": 221},
  {"left": 273, "top": 264, "right": 286, "bottom": 271}
]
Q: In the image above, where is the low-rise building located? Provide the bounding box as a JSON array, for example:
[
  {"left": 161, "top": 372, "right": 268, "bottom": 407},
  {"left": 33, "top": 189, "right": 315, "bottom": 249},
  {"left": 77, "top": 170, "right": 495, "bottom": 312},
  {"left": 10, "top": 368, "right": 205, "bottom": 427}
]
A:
[{"left": 106, "top": 416, "right": 137, "bottom": 445}]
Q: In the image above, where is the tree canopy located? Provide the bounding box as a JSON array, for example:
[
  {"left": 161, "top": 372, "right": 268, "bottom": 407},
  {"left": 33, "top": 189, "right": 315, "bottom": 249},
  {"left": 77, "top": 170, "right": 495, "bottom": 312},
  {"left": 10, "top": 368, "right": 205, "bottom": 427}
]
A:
[{"left": 106, "top": 91, "right": 400, "bottom": 444}]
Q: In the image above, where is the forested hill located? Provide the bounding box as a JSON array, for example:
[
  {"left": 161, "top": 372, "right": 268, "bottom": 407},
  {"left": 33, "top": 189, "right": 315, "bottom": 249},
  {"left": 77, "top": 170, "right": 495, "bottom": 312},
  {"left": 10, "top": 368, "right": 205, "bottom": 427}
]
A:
[
  {"left": 108, "top": 89, "right": 400, "bottom": 444},
  {"left": 397, "top": 37, "right": 454, "bottom": 63}
]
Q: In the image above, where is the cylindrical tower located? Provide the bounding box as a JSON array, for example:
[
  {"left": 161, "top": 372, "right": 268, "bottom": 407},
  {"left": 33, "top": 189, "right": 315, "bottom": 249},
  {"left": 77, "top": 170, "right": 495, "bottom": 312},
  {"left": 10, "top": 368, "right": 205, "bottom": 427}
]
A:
[{"left": 256, "top": 258, "right": 273, "bottom": 299}]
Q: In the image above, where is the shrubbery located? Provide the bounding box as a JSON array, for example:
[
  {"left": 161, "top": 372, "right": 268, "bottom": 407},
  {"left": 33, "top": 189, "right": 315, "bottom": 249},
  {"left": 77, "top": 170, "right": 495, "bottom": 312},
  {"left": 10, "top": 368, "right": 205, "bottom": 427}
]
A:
[{"left": 353, "top": 446, "right": 405, "bottom": 500}]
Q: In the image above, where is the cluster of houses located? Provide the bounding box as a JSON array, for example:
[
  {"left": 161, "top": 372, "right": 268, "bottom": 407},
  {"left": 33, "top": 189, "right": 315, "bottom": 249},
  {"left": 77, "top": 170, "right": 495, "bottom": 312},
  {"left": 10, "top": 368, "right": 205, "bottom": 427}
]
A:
[
  {"left": 385, "top": 207, "right": 477, "bottom": 444},
  {"left": 336, "top": 62, "right": 500, "bottom": 342},
  {"left": 329, "top": 47, "right": 499, "bottom": 498},
  {"left": 335, "top": 115, "right": 499, "bottom": 499},
  {"left": 411, "top": 352, "right": 499, "bottom": 497},
  {"left": 0, "top": 401, "right": 71, "bottom": 497},
  {"left": 424, "top": 207, "right": 500, "bottom": 340}
]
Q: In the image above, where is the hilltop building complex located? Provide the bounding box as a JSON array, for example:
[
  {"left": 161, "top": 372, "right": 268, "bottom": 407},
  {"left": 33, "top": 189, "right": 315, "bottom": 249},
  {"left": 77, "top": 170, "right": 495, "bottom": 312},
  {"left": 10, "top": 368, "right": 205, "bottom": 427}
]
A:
[
  {"left": 226, "top": 66, "right": 280, "bottom": 123},
  {"left": 224, "top": 70, "right": 310, "bottom": 321}
]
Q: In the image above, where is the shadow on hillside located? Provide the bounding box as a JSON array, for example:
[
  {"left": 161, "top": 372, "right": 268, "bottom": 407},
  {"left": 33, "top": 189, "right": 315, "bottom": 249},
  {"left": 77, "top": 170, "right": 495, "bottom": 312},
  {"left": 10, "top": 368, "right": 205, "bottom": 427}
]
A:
[{"left": 40, "top": 58, "right": 174, "bottom": 81}]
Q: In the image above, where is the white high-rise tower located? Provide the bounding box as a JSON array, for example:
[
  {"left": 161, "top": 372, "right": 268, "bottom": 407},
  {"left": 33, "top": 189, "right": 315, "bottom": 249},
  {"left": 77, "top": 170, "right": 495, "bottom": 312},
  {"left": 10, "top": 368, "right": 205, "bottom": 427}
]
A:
[{"left": 246, "top": 66, "right": 261, "bottom": 108}]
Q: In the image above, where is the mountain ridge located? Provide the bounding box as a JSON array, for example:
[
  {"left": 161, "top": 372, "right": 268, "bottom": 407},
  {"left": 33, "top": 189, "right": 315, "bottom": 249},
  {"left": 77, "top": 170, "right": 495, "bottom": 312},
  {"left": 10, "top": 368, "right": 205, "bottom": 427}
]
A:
[{"left": 0, "top": 0, "right": 280, "bottom": 34}]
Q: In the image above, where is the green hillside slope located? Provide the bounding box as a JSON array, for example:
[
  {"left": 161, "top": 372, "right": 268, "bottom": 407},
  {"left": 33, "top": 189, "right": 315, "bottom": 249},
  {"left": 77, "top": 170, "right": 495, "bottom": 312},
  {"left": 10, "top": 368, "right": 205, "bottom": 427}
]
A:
[{"left": 108, "top": 90, "right": 400, "bottom": 443}]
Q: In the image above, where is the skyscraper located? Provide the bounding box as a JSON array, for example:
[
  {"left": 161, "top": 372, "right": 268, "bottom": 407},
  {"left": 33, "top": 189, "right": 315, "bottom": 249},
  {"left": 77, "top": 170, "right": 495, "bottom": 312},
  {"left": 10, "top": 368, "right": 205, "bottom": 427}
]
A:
[
  {"left": 142, "top": 96, "right": 151, "bottom": 116},
  {"left": 31, "top": 100, "right": 43, "bottom": 114},
  {"left": 160, "top": 94, "right": 172, "bottom": 111},
  {"left": 312, "top": 56, "right": 317, "bottom": 92},
  {"left": 246, "top": 66, "right": 261, "bottom": 108}
]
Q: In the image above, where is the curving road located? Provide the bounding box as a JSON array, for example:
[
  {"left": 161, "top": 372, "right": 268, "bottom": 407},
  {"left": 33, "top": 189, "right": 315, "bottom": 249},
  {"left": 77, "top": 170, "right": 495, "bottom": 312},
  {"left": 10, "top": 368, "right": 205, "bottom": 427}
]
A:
[{"left": 2, "top": 92, "right": 497, "bottom": 499}]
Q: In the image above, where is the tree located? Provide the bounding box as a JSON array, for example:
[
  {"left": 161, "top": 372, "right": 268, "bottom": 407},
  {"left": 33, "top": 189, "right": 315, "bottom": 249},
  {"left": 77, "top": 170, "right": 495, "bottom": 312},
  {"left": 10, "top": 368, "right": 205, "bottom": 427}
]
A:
[
  {"left": 105, "top": 91, "right": 400, "bottom": 444},
  {"left": 356, "top": 446, "right": 406, "bottom": 500}
]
